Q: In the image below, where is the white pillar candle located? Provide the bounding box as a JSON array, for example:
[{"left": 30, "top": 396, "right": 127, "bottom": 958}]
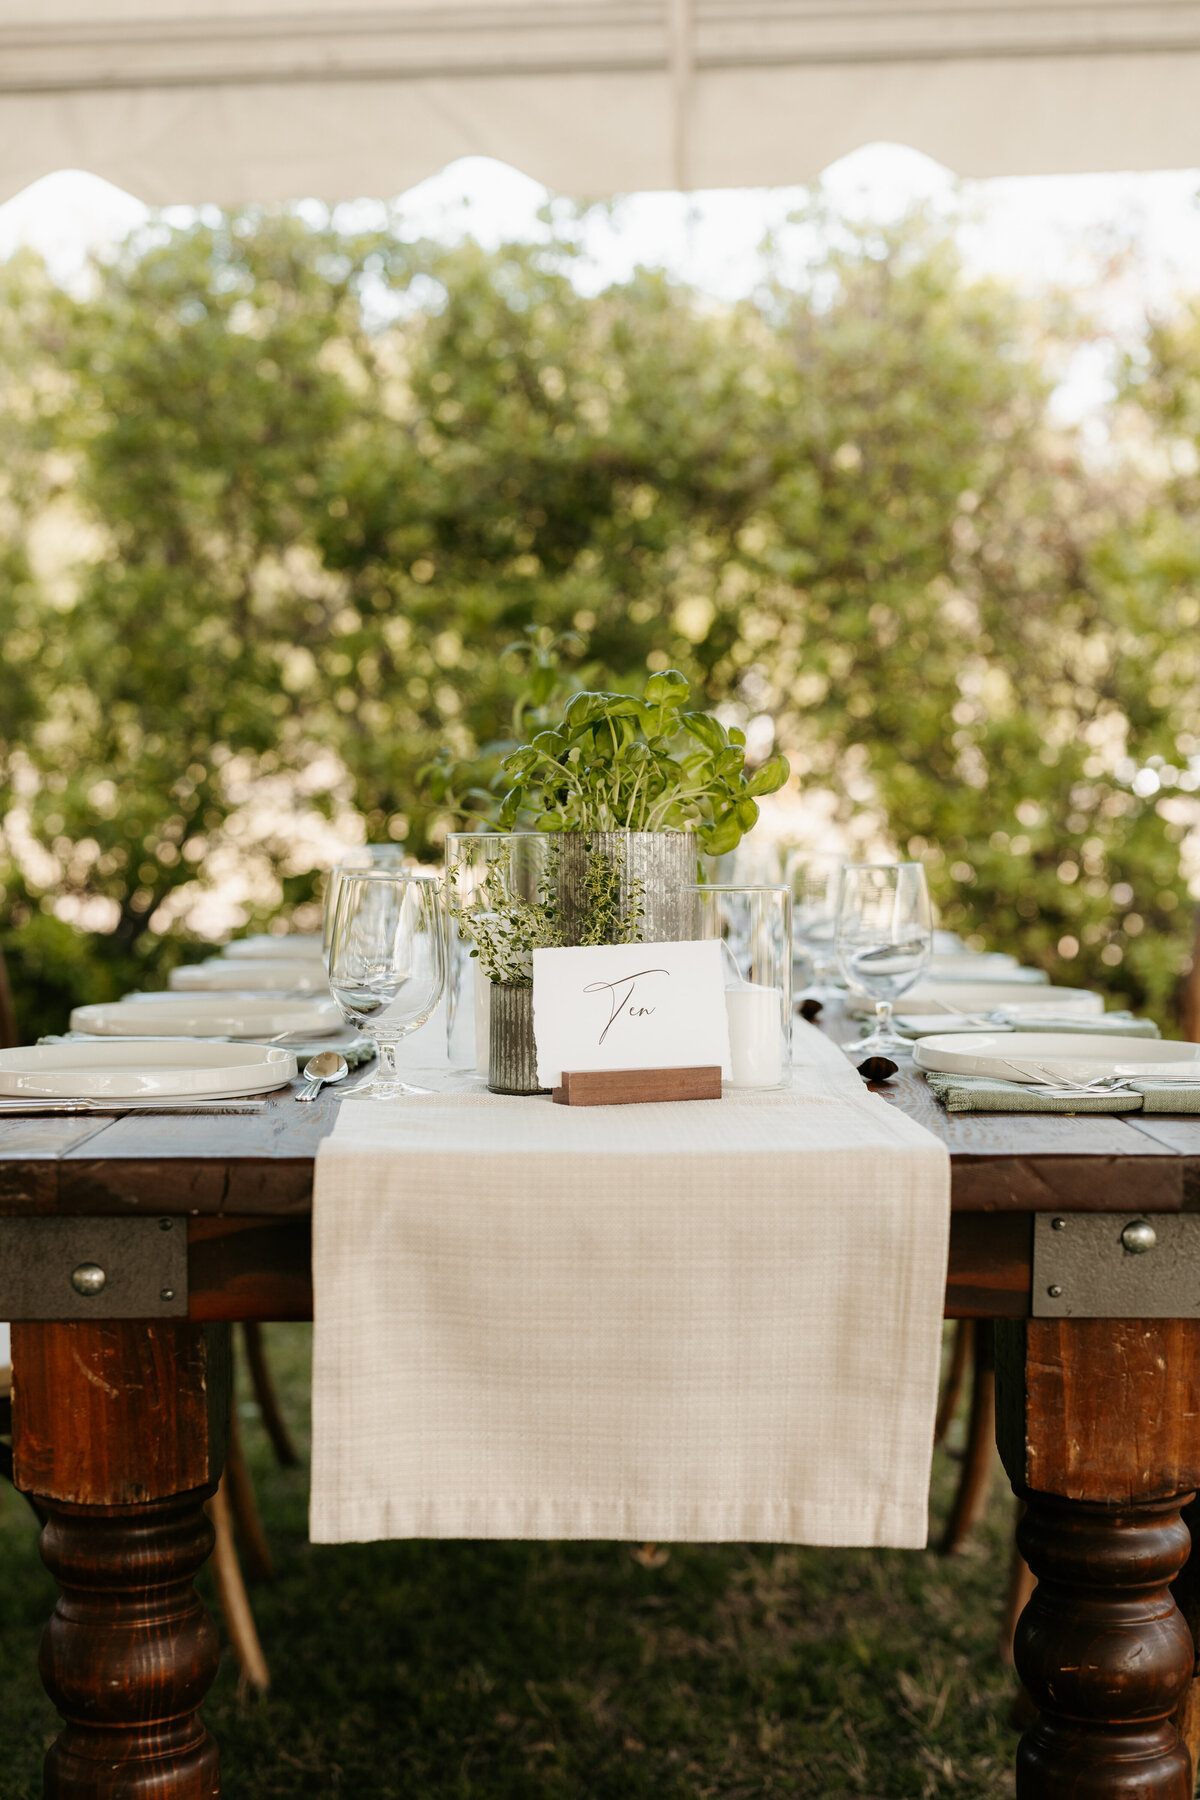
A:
[
  {"left": 473, "top": 958, "right": 491, "bottom": 1077},
  {"left": 724, "top": 983, "right": 785, "bottom": 1088}
]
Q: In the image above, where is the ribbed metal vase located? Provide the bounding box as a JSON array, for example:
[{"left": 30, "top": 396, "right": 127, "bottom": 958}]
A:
[
  {"left": 556, "top": 830, "right": 698, "bottom": 945},
  {"left": 488, "top": 982, "right": 544, "bottom": 1095}
]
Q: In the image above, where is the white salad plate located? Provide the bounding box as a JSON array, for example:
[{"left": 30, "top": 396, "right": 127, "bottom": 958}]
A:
[
  {"left": 913, "top": 1032, "right": 1200, "bottom": 1085},
  {"left": 69, "top": 996, "right": 342, "bottom": 1039},
  {"left": 0, "top": 1042, "right": 298, "bottom": 1100},
  {"left": 863, "top": 981, "right": 1105, "bottom": 1017},
  {"left": 170, "top": 960, "right": 330, "bottom": 993},
  {"left": 222, "top": 934, "right": 325, "bottom": 961}
]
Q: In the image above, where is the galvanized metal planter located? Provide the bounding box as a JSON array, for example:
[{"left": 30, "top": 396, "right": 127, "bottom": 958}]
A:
[
  {"left": 488, "top": 982, "right": 544, "bottom": 1095},
  {"left": 556, "top": 830, "right": 698, "bottom": 945}
]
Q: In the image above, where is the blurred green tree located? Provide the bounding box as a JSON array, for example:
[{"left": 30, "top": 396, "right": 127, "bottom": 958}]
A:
[{"left": 0, "top": 207, "right": 1195, "bottom": 1033}]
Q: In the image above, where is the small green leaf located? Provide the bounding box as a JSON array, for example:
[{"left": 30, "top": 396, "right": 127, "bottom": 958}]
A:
[
  {"left": 564, "top": 690, "right": 612, "bottom": 728},
  {"left": 681, "top": 712, "right": 726, "bottom": 753},
  {"left": 645, "top": 668, "right": 690, "bottom": 705},
  {"left": 744, "top": 753, "right": 791, "bottom": 797},
  {"left": 530, "top": 729, "right": 567, "bottom": 755},
  {"left": 700, "top": 813, "right": 743, "bottom": 855}
]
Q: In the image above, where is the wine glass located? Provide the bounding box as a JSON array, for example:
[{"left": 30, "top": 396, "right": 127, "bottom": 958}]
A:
[
  {"left": 835, "top": 863, "right": 932, "bottom": 1053},
  {"left": 321, "top": 847, "right": 416, "bottom": 969},
  {"left": 326, "top": 871, "right": 445, "bottom": 1097}
]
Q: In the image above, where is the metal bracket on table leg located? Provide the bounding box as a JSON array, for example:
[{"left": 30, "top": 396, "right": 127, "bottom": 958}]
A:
[
  {"left": 0, "top": 1217, "right": 188, "bottom": 1319},
  {"left": 1032, "top": 1212, "right": 1200, "bottom": 1318}
]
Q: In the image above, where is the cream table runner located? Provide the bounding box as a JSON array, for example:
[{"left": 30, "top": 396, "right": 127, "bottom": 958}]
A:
[{"left": 310, "top": 1021, "right": 950, "bottom": 1549}]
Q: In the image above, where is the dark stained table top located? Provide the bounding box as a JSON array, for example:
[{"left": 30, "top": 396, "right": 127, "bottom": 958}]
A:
[{"left": 2, "top": 1022, "right": 1199, "bottom": 1220}]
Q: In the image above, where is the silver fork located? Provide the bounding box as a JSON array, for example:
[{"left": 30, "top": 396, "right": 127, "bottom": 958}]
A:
[{"left": 999, "top": 1060, "right": 1120, "bottom": 1098}]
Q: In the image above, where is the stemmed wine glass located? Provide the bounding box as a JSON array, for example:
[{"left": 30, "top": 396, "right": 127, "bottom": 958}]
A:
[
  {"left": 326, "top": 871, "right": 445, "bottom": 1098},
  {"left": 322, "top": 847, "right": 416, "bottom": 969},
  {"left": 835, "top": 863, "right": 932, "bottom": 1054}
]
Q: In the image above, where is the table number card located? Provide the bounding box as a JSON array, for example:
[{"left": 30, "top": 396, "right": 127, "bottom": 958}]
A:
[{"left": 532, "top": 939, "right": 732, "bottom": 1091}]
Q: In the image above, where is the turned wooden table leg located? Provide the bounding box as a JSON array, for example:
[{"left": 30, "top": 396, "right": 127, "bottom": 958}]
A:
[
  {"left": 9, "top": 1320, "right": 230, "bottom": 1800},
  {"left": 997, "top": 1318, "right": 1200, "bottom": 1800},
  {"left": 1014, "top": 1492, "right": 1194, "bottom": 1795}
]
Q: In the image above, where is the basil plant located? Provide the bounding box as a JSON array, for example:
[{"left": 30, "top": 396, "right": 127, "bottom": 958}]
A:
[{"left": 496, "top": 669, "right": 790, "bottom": 856}]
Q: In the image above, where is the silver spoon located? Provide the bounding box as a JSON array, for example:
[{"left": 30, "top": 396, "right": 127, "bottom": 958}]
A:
[{"left": 295, "top": 1050, "right": 349, "bottom": 1103}]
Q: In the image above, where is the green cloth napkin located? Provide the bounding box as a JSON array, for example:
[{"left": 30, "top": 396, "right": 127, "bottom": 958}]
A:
[
  {"left": 897, "top": 1010, "right": 1159, "bottom": 1041},
  {"left": 923, "top": 1070, "right": 1200, "bottom": 1114}
]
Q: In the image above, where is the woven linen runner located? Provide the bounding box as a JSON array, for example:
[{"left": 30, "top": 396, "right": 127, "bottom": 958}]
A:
[{"left": 310, "top": 1021, "right": 950, "bottom": 1548}]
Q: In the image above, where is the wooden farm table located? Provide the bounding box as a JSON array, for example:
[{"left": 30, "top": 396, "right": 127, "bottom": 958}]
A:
[{"left": 4, "top": 1037, "right": 1200, "bottom": 1799}]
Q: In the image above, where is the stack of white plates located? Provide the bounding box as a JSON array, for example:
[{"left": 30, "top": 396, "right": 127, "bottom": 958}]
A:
[
  {"left": 928, "top": 951, "right": 1021, "bottom": 976},
  {"left": 221, "top": 934, "right": 324, "bottom": 961},
  {"left": 70, "top": 995, "right": 342, "bottom": 1040},
  {"left": 927, "top": 962, "right": 1048, "bottom": 986},
  {"left": 0, "top": 1042, "right": 298, "bottom": 1100},
  {"left": 170, "top": 959, "right": 329, "bottom": 994},
  {"left": 871, "top": 981, "right": 1104, "bottom": 1018}
]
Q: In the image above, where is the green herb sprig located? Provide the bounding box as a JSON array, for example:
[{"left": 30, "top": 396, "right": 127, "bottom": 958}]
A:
[
  {"left": 496, "top": 669, "right": 789, "bottom": 856},
  {"left": 577, "top": 846, "right": 644, "bottom": 948},
  {"left": 448, "top": 839, "right": 646, "bottom": 983},
  {"left": 446, "top": 848, "right": 565, "bottom": 988}
]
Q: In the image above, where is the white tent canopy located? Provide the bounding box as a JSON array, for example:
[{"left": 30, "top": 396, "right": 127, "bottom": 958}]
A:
[{"left": 3, "top": 1, "right": 1200, "bottom": 206}]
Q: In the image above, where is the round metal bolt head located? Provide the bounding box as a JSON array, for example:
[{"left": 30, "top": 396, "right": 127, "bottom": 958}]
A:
[
  {"left": 1047, "top": 1284, "right": 1063, "bottom": 1298},
  {"left": 1121, "top": 1219, "right": 1157, "bottom": 1255},
  {"left": 160, "top": 1287, "right": 175, "bottom": 1302},
  {"left": 71, "top": 1262, "right": 107, "bottom": 1296},
  {"left": 158, "top": 1218, "right": 173, "bottom": 1232},
  {"left": 1051, "top": 1217, "right": 1066, "bottom": 1231}
]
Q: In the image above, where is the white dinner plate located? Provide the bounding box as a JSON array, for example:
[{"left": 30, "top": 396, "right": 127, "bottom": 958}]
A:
[
  {"left": 858, "top": 982, "right": 1105, "bottom": 1017},
  {"left": 912, "top": 1032, "right": 1200, "bottom": 1084},
  {"left": 0, "top": 1042, "right": 298, "bottom": 1100},
  {"left": 170, "top": 960, "right": 330, "bottom": 993},
  {"left": 70, "top": 996, "right": 342, "bottom": 1039},
  {"left": 222, "top": 934, "right": 325, "bottom": 961}
]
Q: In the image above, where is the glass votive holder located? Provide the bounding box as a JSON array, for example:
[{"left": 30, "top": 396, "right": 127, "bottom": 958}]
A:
[
  {"left": 443, "top": 832, "right": 552, "bottom": 1072},
  {"left": 784, "top": 849, "right": 845, "bottom": 996},
  {"left": 687, "top": 884, "right": 793, "bottom": 1089}
]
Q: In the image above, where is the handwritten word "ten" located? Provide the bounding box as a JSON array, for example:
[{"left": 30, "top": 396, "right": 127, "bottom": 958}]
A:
[{"left": 583, "top": 969, "right": 669, "bottom": 1046}]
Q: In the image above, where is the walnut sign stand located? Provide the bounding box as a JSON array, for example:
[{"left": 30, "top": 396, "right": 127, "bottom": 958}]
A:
[{"left": 551, "top": 1067, "right": 722, "bottom": 1106}]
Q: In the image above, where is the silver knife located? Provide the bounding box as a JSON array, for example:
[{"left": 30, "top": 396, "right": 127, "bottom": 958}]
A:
[{"left": 0, "top": 1098, "right": 269, "bottom": 1115}]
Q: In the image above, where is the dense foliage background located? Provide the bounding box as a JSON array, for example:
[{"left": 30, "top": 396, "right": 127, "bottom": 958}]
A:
[{"left": 1, "top": 205, "right": 1198, "bottom": 1034}]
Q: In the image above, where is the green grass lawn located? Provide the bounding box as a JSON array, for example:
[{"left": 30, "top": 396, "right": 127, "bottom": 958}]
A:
[{"left": 0, "top": 1327, "right": 1020, "bottom": 1798}]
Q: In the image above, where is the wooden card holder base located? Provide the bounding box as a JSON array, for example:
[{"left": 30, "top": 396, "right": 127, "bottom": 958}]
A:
[{"left": 551, "top": 1067, "right": 722, "bottom": 1107}]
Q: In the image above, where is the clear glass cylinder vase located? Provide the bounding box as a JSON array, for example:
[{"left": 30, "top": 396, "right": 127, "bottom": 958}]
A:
[{"left": 688, "top": 884, "right": 793, "bottom": 1089}]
